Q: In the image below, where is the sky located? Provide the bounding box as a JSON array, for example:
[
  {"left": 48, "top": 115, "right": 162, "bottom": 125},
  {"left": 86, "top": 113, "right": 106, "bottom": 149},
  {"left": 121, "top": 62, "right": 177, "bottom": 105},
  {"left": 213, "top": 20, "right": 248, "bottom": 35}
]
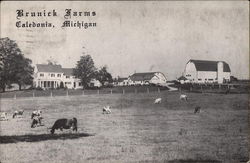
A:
[{"left": 1, "top": 1, "right": 249, "bottom": 80}]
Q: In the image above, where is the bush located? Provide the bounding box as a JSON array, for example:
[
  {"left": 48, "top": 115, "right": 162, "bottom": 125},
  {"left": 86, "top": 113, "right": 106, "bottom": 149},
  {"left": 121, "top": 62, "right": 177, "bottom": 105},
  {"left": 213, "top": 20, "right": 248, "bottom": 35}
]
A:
[{"left": 35, "top": 87, "right": 43, "bottom": 91}]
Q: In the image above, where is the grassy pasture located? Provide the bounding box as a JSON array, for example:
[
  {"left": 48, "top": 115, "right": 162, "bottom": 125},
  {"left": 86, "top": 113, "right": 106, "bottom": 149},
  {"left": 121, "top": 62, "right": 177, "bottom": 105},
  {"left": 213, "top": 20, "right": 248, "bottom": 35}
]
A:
[{"left": 0, "top": 91, "right": 248, "bottom": 163}]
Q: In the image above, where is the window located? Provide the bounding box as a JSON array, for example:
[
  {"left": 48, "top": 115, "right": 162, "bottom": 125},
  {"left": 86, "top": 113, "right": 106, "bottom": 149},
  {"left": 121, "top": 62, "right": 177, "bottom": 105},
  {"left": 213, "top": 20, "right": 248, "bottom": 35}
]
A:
[
  {"left": 79, "top": 82, "right": 82, "bottom": 86},
  {"left": 51, "top": 74, "right": 55, "bottom": 77},
  {"left": 66, "top": 76, "right": 70, "bottom": 78},
  {"left": 198, "top": 79, "right": 202, "bottom": 81},
  {"left": 208, "top": 79, "right": 213, "bottom": 81},
  {"left": 57, "top": 74, "right": 61, "bottom": 77},
  {"left": 40, "top": 73, "right": 44, "bottom": 77}
]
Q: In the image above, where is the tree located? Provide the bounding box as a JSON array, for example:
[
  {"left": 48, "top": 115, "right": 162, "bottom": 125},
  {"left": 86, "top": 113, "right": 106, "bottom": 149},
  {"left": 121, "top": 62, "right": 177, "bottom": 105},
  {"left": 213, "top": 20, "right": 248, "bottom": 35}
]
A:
[
  {"left": 95, "top": 66, "right": 113, "bottom": 85},
  {"left": 13, "top": 56, "right": 34, "bottom": 90},
  {"left": 73, "top": 55, "right": 96, "bottom": 88},
  {"left": 0, "top": 37, "right": 34, "bottom": 92}
]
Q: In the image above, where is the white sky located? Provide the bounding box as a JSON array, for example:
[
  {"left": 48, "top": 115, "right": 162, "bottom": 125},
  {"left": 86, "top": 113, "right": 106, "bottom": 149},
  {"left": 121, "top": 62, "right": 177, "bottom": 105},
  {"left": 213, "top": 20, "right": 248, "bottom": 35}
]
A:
[{"left": 1, "top": 1, "right": 249, "bottom": 80}]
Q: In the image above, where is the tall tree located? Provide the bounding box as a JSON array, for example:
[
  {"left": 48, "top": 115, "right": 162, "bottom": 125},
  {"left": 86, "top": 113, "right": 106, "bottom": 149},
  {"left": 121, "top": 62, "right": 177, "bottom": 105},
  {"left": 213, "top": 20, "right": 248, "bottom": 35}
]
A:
[
  {"left": 14, "top": 56, "right": 34, "bottom": 90},
  {"left": 73, "top": 55, "right": 96, "bottom": 88},
  {"left": 95, "top": 66, "right": 113, "bottom": 85},
  {"left": 0, "top": 37, "right": 34, "bottom": 92}
]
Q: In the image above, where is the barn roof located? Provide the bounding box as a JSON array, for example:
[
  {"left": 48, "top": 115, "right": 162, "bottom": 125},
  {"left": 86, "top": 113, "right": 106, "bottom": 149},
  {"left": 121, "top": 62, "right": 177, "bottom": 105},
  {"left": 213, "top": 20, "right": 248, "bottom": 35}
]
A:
[
  {"left": 189, "top": 60, "right": 231, "bottom": 72},
  {"left": 36, "top": 64, "right": 63, "bottom": 73},
  {"left": 62, "top": 68, "right": 74, "bottom": 76},
  {"left": 129, "top": 72, "right": 158, "bottom": 81}
]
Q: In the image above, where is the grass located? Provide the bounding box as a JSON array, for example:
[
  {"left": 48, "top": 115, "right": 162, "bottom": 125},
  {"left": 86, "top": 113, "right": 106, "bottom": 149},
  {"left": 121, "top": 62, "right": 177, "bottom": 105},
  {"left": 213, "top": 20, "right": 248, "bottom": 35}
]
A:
[{"left": 0, "top": 91, "right": 248, "bottom": 163}]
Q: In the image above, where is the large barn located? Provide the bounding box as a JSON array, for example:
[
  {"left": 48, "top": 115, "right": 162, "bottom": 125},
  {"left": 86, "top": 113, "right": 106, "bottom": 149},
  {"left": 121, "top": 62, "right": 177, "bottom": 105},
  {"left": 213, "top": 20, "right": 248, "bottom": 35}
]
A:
[
  {"left": 128, "top": 72, "right": 167, "bottom": 85},
  {"left": 184, "top": 59, "right": 231, "bottom": 84}
]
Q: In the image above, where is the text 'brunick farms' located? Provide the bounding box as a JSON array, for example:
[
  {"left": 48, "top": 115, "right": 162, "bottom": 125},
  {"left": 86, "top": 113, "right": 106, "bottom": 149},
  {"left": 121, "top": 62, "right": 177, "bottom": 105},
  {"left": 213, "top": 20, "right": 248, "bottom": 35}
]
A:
[{"left": 15, "top": 9, "right": 97, "bottom": 29}]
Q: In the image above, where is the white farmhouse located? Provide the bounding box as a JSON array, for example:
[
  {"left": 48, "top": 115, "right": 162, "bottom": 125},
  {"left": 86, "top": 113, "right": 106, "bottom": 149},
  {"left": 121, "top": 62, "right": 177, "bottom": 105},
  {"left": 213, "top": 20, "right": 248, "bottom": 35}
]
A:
[
  {"left": 114, "top": 77, "right": 129, "bottom": 86},
  {"left": 33, "top": 64, "right": 83, "bottom": 89},
  {"left": 128, "top": 72, "right": 167, "bottom": 85},
  {"left": 184, "top": 59, "right": 231, "bottom": 84}
]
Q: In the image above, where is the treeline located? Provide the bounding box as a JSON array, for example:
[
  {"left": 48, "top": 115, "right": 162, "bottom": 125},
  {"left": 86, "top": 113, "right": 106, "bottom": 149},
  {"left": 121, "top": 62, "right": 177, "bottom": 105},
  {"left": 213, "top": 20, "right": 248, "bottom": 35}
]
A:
[{"left": 0, "top": 37, "right": 113, "bottom": 92}]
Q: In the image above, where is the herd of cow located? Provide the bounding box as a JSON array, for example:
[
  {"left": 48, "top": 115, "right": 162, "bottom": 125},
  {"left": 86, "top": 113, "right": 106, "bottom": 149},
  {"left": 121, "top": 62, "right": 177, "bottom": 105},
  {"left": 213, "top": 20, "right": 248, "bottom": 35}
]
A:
[
  {"left": 153, "top": 94, "right": 201, "bottom": 113},
  {"left": 0, "top": 94, "right": 200, "bottom": 135},
  {"left": 0, "top": 109, "right": 78, "bottom": 134}
]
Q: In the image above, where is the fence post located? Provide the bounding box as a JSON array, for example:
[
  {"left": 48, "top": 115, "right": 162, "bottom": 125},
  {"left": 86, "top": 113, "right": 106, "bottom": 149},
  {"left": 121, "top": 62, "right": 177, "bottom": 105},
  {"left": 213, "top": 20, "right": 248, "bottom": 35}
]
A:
[
  {"left": 135, "top": 88, "right": 137, "bottom": 94},
  {"left": 147, "top": 88, "right": 149, "bottom": 94},
  {"left": 66, "top": 90, "right": 69, "bottom": 97},
  {"left": 14, "top": 93, "right": 16, "bottom": 99},
  {"left": 111, "top": 89, "right": 113, "bottom": 94},
  {"left": 82, "top": 90, "right": 84, "bottom": 96},
  {"left": 158, "top": 87, "right": 160, "bottom": 93},
  {"left": 97, "top": 89, "right": 100, "bottom": 94},
  {"left": 201, "top": 85, "right": 203, "bottom": 92},
  {"left": 50, "top": 91, "right": 53, "bottom": 97},
  {"left": 219, "top": 84, "right": 221, "bottom": 90},
  {"left": 33, "top": 91, "right": 35, "bottom": 98},
  {"left": 123, "top": 89, "right": 125, "bottom": 94}
]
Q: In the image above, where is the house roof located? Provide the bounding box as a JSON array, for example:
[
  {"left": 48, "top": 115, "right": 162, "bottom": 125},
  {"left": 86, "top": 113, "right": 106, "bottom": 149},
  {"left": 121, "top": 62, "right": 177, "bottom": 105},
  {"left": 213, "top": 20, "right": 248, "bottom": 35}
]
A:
[
  {"left": 62, "top": 68, "right": 74, "bottom": 76},
  {"left": 129, "top": 72, "right": 158, "bottom": 81},
  {"left": 36, "top": 64, "right": 63, "bottom": 73},
  {"left": 117, "top": 77, "right": 128, "bottom": 82},
  {"left": 178, "top": 76, "right": 188, "bottom": 81},
  {"left": 189, "top": 59, "right": 231, "bottom": 72}
]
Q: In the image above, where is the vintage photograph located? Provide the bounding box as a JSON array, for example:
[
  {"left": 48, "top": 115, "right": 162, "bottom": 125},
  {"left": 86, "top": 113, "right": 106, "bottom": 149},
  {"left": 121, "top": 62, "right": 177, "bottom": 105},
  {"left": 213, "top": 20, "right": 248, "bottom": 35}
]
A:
[{"left": 0, "top": 1, "right": 249, "bottom": 163}]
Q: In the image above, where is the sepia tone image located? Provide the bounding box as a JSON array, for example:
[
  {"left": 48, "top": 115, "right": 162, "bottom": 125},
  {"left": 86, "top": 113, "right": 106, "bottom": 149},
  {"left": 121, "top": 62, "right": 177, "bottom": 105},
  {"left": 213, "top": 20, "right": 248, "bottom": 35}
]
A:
[{"left": 0, "top": 1, "right": 249, "bottom": 163}]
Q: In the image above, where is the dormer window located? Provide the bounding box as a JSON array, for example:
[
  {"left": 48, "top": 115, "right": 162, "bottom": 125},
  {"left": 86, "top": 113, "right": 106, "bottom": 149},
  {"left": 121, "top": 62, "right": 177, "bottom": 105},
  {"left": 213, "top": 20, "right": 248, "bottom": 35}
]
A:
[
  {"left": 40, "top": 73, "right": 44, "bottom": 77},
  {"left": 57, "top": 74, "right": 61, "bottom": 77},
  {"left": 51, "top": 74, "right": 55, "bottom": 77}
]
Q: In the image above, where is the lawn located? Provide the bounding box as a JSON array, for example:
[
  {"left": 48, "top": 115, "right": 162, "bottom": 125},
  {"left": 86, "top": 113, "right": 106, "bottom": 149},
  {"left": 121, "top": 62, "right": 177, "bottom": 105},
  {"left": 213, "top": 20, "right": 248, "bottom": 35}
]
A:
[{"left": 0, "top": 91, "right": 248, "bottom": 163}]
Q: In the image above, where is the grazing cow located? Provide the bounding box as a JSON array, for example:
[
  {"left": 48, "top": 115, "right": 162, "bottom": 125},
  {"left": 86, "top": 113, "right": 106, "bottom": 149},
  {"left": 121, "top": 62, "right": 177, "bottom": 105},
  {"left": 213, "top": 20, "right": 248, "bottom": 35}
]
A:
[
  {"left": 194, "top": 106, "right": 201, "bottom": 114},
  {"left": 103, "top": 106, "right": 111, "bottom": 114},
  {"left": 0, "top": 112, "right": 8, "bottom": 121},
  {"left": 50, "top": 117, "right": 77, "bottom": 134},
  {"left": 31, "top": 110, "right": 42, "bottom": 119},
  {"left": 31, "top": 116, "right": 43, "bottom": 128},
  {"left": 180, "top": 94, "right": 188, "bottom": 101},
  {"left": 154, "top": 98, "right": 162, "bottom": 104},
  {"left": 12, "top": 110, "right": 24, "bottom": 118}
]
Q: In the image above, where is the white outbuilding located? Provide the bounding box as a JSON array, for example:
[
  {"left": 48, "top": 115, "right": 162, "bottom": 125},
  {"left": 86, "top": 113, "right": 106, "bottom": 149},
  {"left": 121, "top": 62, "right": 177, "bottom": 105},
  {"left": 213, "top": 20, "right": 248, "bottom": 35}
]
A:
[
  {"left": 128, "top": 72, "right": 167, "bottom": 86},
  {"left": 184, "top": 59, "right": 231, "bottom": 84}
]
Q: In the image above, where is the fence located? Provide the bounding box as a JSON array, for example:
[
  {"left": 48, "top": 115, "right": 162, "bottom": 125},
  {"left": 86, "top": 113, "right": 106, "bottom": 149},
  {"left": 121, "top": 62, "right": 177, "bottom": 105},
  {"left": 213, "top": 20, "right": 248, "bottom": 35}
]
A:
[
  {"left": 178, "top": 83, "right": 250, "bottom": 94},
  {"left": 0, "top": 86, "right": 167, "bottom": 99}
]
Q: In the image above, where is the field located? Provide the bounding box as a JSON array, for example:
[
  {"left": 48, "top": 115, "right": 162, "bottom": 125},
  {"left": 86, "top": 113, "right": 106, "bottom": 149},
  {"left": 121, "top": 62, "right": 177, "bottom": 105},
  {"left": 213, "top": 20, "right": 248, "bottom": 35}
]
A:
[{"left": 0, "top": 91, "right": 249, "bottom": 163}]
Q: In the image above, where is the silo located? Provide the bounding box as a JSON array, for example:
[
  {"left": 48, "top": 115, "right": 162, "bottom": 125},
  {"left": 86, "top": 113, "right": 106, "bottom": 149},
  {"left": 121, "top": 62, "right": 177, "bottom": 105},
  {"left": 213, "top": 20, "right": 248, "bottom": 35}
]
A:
[{"left": 217, "top": 62, "right": 224, "bottom": 84}]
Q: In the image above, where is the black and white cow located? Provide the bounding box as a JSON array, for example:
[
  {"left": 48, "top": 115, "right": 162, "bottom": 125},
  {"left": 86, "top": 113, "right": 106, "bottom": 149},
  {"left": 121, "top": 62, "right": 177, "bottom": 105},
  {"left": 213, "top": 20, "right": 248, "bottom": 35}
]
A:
[
  {"left": 103, "top": 106, "right": 111, "bottom": 114},
  {"left": 50, "top": 118, "right": 77, "bottom": 134},
  {"left": 12, "top": 110, "right": 24, "bottom": 118},
  {"left": 31, "top": 110, "right": 42, "bottom": 119},
  {"left": 0, "top": 112, "right": 8, "bottom": 121},
  {"left": 180, "top": 94, "right": 188, "bottom": 101}
]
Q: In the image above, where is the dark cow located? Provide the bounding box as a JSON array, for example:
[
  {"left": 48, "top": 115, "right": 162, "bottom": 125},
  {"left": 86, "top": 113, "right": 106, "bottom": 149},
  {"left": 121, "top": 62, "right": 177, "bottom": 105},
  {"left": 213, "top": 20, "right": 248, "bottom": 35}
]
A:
[
  {"left": 50, "top": 118, "right": 77, "bottom": 134},
  {"left": 13, "top": 110, "right": 24, "bottom": 118},
  {"left": 31, "top": 116, "right": 43, "bottom": 128},
  {"left": 194, "top": 106, "right": 201, "bottom": 114}
]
